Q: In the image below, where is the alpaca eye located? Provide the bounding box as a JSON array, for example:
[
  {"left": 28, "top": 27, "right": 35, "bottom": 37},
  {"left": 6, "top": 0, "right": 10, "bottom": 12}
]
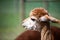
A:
[{"left": 31, "top": 18, "right": 35, "bottom": 21}]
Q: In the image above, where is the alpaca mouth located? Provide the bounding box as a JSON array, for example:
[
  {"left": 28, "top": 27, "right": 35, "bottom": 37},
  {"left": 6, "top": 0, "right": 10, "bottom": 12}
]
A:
[{"left": 22, "top": 25, "right": 36, "bottom": 30}]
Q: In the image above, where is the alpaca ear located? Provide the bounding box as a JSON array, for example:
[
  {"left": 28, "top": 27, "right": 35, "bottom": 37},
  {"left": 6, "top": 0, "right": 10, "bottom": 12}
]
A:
[
  {"left": 45, "top": 15, "right": 60, "bottom": 23},
  {"left": 39, "top": 15, "right": 48, "bottom": 22}
]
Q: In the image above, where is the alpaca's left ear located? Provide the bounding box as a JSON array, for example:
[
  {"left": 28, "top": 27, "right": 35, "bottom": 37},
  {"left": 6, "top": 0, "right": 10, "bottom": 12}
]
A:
[{"left": 45, "top": 15, "right": 60, "bottom": 24}]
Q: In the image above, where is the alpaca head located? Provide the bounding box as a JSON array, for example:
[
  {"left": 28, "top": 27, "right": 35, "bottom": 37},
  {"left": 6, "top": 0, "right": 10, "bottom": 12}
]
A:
[
  {"left": 22, "top": 8, "right": 49, "bottom": 31},
  {"left": 22, "top": 7, "right": 60, "bottom": 31}
]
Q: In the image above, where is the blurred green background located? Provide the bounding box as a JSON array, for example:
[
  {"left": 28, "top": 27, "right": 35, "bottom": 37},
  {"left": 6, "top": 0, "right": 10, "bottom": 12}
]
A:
[{"left": 0, "top": 0, "right": 60, "bottom": 40}]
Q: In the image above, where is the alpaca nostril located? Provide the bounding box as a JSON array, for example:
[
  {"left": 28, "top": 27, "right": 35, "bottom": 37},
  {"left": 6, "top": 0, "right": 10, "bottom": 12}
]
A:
[
  {"left": 23, "top": 25, "right": 26, "bottom": 28},
  {"left": 22, "top": 24, "right": 27, "bottom": 28}
]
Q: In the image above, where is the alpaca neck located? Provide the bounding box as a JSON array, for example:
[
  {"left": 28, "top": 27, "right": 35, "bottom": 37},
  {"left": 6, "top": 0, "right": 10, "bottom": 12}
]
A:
[{"left": 40, "top": 22, "right": 54, "bottom": 40}]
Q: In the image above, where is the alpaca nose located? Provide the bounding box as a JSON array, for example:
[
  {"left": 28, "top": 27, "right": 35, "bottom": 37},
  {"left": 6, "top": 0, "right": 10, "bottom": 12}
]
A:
[
  {"left": 22, "top": 23, "right": 26, "bottom": 28},
  {"left": 23, "top": 25, "right": 26, "bottom": 28}
]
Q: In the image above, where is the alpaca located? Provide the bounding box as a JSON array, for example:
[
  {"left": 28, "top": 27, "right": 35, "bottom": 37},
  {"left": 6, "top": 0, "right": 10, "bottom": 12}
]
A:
[{"left": 16, "top": 8, "right": 60, "bottom": 40}]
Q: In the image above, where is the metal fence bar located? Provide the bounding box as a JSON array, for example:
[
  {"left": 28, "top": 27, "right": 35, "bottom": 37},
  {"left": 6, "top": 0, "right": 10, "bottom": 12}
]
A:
[{"left": 20, "top": 0, "right": 25, "bottom": 21}]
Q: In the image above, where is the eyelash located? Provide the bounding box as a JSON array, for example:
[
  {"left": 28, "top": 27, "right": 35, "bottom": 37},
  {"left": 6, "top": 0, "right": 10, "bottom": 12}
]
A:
[{"left": 31, "top": 18, "right": 35, "bottom": 21}]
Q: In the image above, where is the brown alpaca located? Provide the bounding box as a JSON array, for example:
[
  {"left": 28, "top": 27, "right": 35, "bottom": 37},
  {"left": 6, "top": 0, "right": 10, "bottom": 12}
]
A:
[{"left": 15, "top": 8, "right": 60, "bottom": 40}]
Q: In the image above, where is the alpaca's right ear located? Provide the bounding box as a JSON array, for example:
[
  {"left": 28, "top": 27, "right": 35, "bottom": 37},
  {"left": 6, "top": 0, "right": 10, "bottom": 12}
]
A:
[
  {"left": 45, "top": 15, "right": 60, "bottom": 24},
  {"left": 39, "top": 16, "right": 48, "bottom": 22}
]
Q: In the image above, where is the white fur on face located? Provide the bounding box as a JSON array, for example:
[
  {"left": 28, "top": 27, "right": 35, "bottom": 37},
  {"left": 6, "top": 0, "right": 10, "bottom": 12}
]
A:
[
  {"left": 22, "top": 16, "right": 48, "bottom": 30},
  {"left": 22, "top": 17, "right": 36, "bottom": 30}
]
